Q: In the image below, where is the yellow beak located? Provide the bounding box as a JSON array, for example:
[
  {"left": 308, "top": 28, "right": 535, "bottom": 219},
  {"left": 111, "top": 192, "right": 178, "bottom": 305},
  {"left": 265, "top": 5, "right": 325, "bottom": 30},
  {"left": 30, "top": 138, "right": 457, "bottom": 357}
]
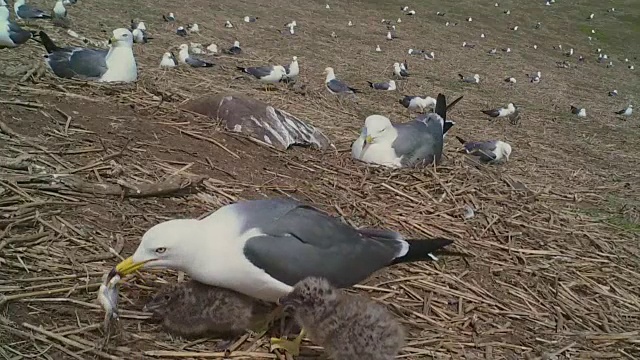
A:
[
  {"left": 365, "top": 135, "right": 373, "bottom": 144},
  {"left": 114, "top": 256, "right": 147, "bottom": 276}
]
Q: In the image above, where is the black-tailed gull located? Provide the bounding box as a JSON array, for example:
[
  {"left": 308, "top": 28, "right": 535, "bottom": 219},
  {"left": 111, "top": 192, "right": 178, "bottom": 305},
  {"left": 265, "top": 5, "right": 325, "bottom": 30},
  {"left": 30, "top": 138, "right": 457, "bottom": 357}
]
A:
[
  {"left": 237, "top": 64, "right": 287, "bottom": 85},
  {"left": 274, "top": 277, "right": 404, "bottom": 357},
  {"left": 53, "top": 0, "right": 65, "bottom": 18},
  {"left": 459, "top": 73, "right": 480, "bottom": 83},
  {"left": 176, "top": 26, "right": 187, "bottom": 37},
  {"left": 39, "top": 28, "right": 137, "bottom": 82},
  {"left": 282, "top": 56, "right": 299, "bottom": 82},
  {"left": 159, "top": 52, "right": 177, "bottom": 68},
  {"left": 244, "top": 16, "right": 258, "bottom": 23},
  {"left": 162, "top": 13, "right": 175, "bottom": 22},
  {"left": 187, "top": 23, "right": 199, "bottom": 33},
  {"left": 178, "top": 43, "right": 213, "bottom": 67},
  {"left": 399, "top": 95, "right": 436, "bottom": 112},
  {"left": 504, "top": 77, "right": 517, "bottom": 83},
  {"left": 0, "top": 1, "right": 32, "bottom": 48},
  {"left": 132, "top": 28, "right": 151, "bottom": 43},
  {"left": 225, "top": 20, "right": 233, "bottom": 28},
  {"left": 570, "top": 105, "right": 586, "bottom": 117},
  {"left": 224, "top": 40, "right": 242, "bottom": 55},
  {"left": 608, "top": 90, "right": 618, "bottom": 96},
  {"left": 456, "top": 136, "right": 512, "bottom": 164},
  {"left": 367, "top": 79, "right": 396, "bottom": 91},
  {"left": 14, "top": 0, "right": 49, "bottom": 19},
  {"left": 615, "top": 105, "right": 632, "bottom": 117},
  {"left": 130, "top": 20, "right": 146, "bottom": 31},
  {"left": 393, "top": 62, "right": 409, "bottom": 78},
  {"left": 481, "top": 103, "right": 515, "bottom": 118},
  {"left": 352, "top": 94, "right": 451, "bottom": 167},
  {"left": 324, "top": 67, "right": 360, "bottom": 94}
]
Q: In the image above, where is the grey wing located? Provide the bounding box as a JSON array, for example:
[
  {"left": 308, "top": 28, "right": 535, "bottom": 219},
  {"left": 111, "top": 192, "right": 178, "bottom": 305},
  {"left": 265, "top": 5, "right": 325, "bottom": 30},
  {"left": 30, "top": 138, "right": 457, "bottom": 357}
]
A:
[
  {"left": 47, "top": 48, "right": 108, "bottom": 79},
  {"left": 246, "top": 66, "right": 274, "bottom": 78},
  {"left": 240, "top": 201, "right": 402, "bottom": 288},
  {"left": 283, "top": 64, "right": 290, "bottom": 74},
  {"left": 372, "top": 82, "right": 388, "bottom": 90},
  {"left": 327, "top": 79, "right": 352, "bottom": 93},
  {"left": 185, "top": 56, "right": 212, "bottom": 67},
  {"left": 392, "top": 116, "right": 443, "bottom": 167},
  {"left": 7, "top": 22, "right": 32, "bottom": 45},
  {"left": 17, "top": 4, "right": 49, "bottom": 18},
  {"left": 464, "top": 141, "right": 497, "bottom": 162}
]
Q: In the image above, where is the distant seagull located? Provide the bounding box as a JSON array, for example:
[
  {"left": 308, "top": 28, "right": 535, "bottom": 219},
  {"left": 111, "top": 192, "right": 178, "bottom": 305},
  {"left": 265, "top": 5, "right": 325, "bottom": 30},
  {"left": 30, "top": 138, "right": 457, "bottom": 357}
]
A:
[
  {"left": 482, "top": 103, "right": 516, "bottom": 118},
  {"left": 225, "top": 20, "right": 233, "bottom": 28},
  {"left": 160, "top": 52, "right": 177, "bottom": 68},
  {"left": 459, "top": 73, "right": 480, "bottom": 83},
  {"left": 324, "top": 67, "right": 360, "bottom": 94},
  {"left": 386, "top": 31, "right": 396, "bottom": 40},
  {"left": 163, "top": 13, "right": 175, "bottom": 22},
  {"left": 591, "top": 29, "right": 596, "bottom": 34},
  {"left": 244, "top": 16, "right": 258, "bottom": 23},
  {"left": 456, "top": 137, "right": 512, "bottom": 164},
  {"left": 393, "top": 62, "right": 409, "bottom": 78},
  {"left": 331, "top": 31, "right": 337, "bottom": 38},
  {"left": 481, "top": 33, "right": 486, "bottom": 38},
  {"left": 436, "top": 11, "right": 445, "bottom": 16},
  {"left": 571, "top": 106, "right": 586, "bottom": 117},
  {"left": 178, "top": 44, "right": 213, "bottom": 67},
  {"left": 504, "top": 9, "right": 510, "bottom": 15},
  {"left": 399, "top": 96, "right": 437, "bottom": 112},
  {"left": 467, "top": 17, "right": 472, "bottom": 21},
  {"left": 368, "top": 80, "right": 396, "bottom": 91},
  {"left": 588, "top": 13, "right": 594, "bottom": 19},
  {"left": 187, "top": 23, "right": 199, "bottom": 33},
  {"left": 608, "top": 8, "right": 615, "bottom": 12},
  {"left": 14, "top": 0, "right": 50, "bottom": 19},
  {"left": 131, "top": 20, "right": 146, "bottom": 31},
  {"left": 282, "top": 56, "right": 299, "bottom": 81},
  {"left": 608, "top": 90, "right": 618, "bottom": 96},
  {"left": 397, "top": 17, "right": 402, "bottom": 23},
  {"left": 375, "top": 45, "right": 381, "bottom": 52},
  {"left": 502, "top": 47, "right": 511, "bottom": 53},
  {"left": 401, "top": 6, "right": 408, "bottom": 11},
  {"left": 132, "top": 28, "right": 152, "bottom": 43},
  {"left": 424, "top": 51, "right": 435, "bottom": 60},
  {"left": 348, "top": 20, "right": 353, "bottom": 26},
  {"left": 176, "top": 27, "right": 187, "bottom": 37},
  {"left": 325, "top": 4, "right": 330, "bottom": 9},
  {"left": 462, "top": 42, "right": 475, "bottom": 48},
  {"left": 630, "top": 65, "right": 635, "bottom": 70},
  {"left": 488, "top": 48, "right": 497, "bottom": 55},
  {"left": 565, "top": 48, "right": 574, "bottom": 56},
  {"left": 545, "top": 1, "right": 550, "bottom": 5},
  {"left": 535, "top": 22, "right": 541, "bottom": 29},
  {"left": 504, "top": 77, "right": 517, "bottom": 83},
  {"left": 206, "top": 43, "right": 218, "bottom": 54},
  {"left": 381, "top": 19, "right": 391, "bottom": 25},
  {"left": 53, "top": 0, "right": 66, "bottom": 18},
  {"left": 495, "top": 2, "right": 499, "bottom": 6},
  {"left": 224, "top": 40, "right": 242, "bottom": 55},
  {"left": 406, "top": 10, "right": 415, "bottom": 15},
  {"left": 615, "top": 105, "right": 633, "bottom": 116},
  {"left": 511, "top": 25, "right": 518, "bottom": 31},
  {"left": 285, "top": 20, "right": 297, "bottom": 28},
  {"left": 408, "top": 48, "right": 424, "bottom": 55},
  {"left": 607, "top": 61, "right": 614, "bottom": 68},
  {"left": 624, "top": 58, "right": 629, "bottom": 62},
  {"left": 527, "top": 71, "right": 541, "bottom": 83},
  {"left": 533, "top": 44, "right": 538, "bottom": 49}
]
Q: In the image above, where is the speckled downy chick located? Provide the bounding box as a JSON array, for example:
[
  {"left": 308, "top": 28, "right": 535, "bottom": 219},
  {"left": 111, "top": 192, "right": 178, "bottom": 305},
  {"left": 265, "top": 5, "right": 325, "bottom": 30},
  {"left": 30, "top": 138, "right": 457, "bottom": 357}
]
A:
[
  {"left": 143, "top": 280, "right": 276, "bottom": 339},
  {"left": 279, "top": 277, "right": 405, "bottom": 360}
]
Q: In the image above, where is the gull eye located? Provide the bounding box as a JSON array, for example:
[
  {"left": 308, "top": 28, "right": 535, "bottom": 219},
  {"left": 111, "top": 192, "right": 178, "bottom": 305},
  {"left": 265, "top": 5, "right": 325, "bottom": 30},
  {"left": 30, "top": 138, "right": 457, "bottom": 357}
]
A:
[{"left": 155, "top": 247, "right": 166, "bottom": 254}]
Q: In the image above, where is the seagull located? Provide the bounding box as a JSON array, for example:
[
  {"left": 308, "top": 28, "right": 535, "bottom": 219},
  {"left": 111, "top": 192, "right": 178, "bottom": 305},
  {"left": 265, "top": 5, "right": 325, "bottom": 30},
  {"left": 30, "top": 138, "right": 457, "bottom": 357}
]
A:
[
  {"left": 282, "top": 56, "right": 299, "bottom": 82},
  {"left": 132, "top": 28, "right": 151, "bottom": 43},
  {"left": 406, "top": 10, "right": 415, "bottom": 15},
  {"left": 244, "top": 16, "right": 258, "bottom": 23},
  {"left": 608, "top": 90, "right": 618, "bottom": 96},
  {"left": 480, "top": 33, "right": 485, "bottom": 38},
  {"left": 187, "top": 23, "right": 199, "bottom": 33},
  {"left": 462, "top": 42, "right": 475, "bottom": 48},
  {"left": 284, "top": 20, "right": 297, "bottom": 28},
  {"left": 348, "top": 20, "right": 353, "bottom": 26},
  {"left": 571, "top": 106, "right": 586, "bottom": 117},
  {"left": 352, "top": 94, "right": 454, "bottom": 167},
  {"left": 0, "top": 1, "right": 33, "bottom": 48},
  {"left": 408, "top": 48, "right": 424, "bottom": 55},
  {"left": 14, "top": 0, "right": 50, "bottom": 19},
  {"left": 533, "top": 44, "right": 538, "bottom": 49},
  {"left": 588, "top": 13, "right": 594, "bottom": 19},
  {"left": 112, "top": 198, "right": 454, "bottom": 356},
  {"left": 504, "top": 9, "right": 510, "bottom": 14},
  {"left": 502, "top": 47, "right": 511, "bottom": 53},
  {"left": 459, "top": 73, "right": 480, "bottom": 83},
  {"left": 367, "top": 80, "right": 396, "bottom": 91},
  {"left": 511, "top": 25, "right": 519, "bottom": 31},
  {"left": 488, "top": 48, "right": 497, "bottom": 55},
  {"left": 565, "top": 48, "right": 574, "bottom": 56},
  {"left": 238, "top": 64, "right": 287, "bottom": 85},
  {"left": 436, "top": 11, "right": 445, "bottom": 16},
  {"left": 176, "top": 27, "right": 187, "bottom": 37},
  {"left": 61, "top": 0, "right": 76, "bottom": 4},
  {"left": 330, "top": 31, "right": 337, "bottom": 38},
  {"left": 608, "top": 8, "right": 615, "bottom": 12},
  {"left": 225, "top": 20, "right": 233, "bottom": 28},
  {"left": 615, "top": 105, "right": 633, "bottom": 117},
  {"left": 456, "top": 137, "right": 512, "bottom": 164},
  {"left": 399, "top": 96, "right": 436, "bottom": 112},
  {"left": 224, "top": 40, "right": 242, "bottom": 55},
  {"left": 178, "top": 44, "right": 214, "bottom": 67},
  {"left": 130, "top": 20, "right": 146, "bottom": 31},
  {"left": 386, "top": 31, "right": 397, "bottom": 40},
  {"left": 527, "top": 71, "right": 541, "bottom": 83},
  {"left": 53, "top": 0, "right": 66, "bottom": 18},
  {"left": 324, "top": 67, "right": 360, "bottom": 95},
  {"left": 162, "top": 13, "right": 175, "bottom": 22},
  {"left": 206, "top": 43, "right": 218, "bottom": 54},
  {"left": 467, "top": 17, "right": 472, "bottom": 21},
  {"left": 545, "top": 1, "right": 550, "bottom": 5},
  {"left": 159, "top": 52, "right": 177, "bottom": 68},
  {"left": 325, "top": 4, "right": 330, "bottom": 9},
  {"left": 535, "top": 22, "right": 541, "bottom": 29},
  {"left": 424, "top": 51, "right": 435, "bottom": 60},
  {"left": 38, "top": 28, "right": 137, "bottom": 82},
  {"left": 375, "top": 45, "right": 381, "bottom": 52},
  {"left": 381, "top": 19, "right": 391, "bottom": 25},
  {"left": 393, "top": 62, "right": 409, "bottom": 78},
  {"left": 504, "top": 77, "right": 517, "bottom": 83},
  {"left": 397, "top": 17, "right": 401, "bottom": 23},
  {"left": 495, "top": 2, "right": 499, "bottom": 6},
  {"left": 629, "top": 65, "right": 635, "bottom": 70},
  {"left": 401, "top": 6, "right": 408, "bottom": 11},
  {"left": 482, "top": 103, "right": 516, "bottom": 118}
]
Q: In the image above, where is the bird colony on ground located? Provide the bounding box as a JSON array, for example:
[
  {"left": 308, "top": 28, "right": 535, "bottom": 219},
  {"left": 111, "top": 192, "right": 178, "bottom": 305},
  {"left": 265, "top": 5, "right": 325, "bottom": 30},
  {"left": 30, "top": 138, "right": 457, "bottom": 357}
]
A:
[{"left": 1, "top": 0, "right": 636, "bottom": 358}]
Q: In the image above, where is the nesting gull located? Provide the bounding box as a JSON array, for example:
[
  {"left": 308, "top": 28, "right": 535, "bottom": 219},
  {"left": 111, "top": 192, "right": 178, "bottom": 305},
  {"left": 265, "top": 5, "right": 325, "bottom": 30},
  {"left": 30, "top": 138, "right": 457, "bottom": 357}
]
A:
[
  {"left": 282, "top": 56, "right": 299, "bottom": 82},
  {"left": 112, "top": 198, "right": 454, "bottom": 353},
  {"left": 424, "top": 51, "right": 435, "bottom": 60},
  {"left": 375, "top": 44, "right": 381, "bottom": 52},
  {"left": 163, "top": 13, "right": 175, "bottom": 22},
  {"left": 482, "top": 103, "right": 516, "bottom": 118},
  {"left": 53, "top": 0, "right": 65, "bottom": 18},
  {"left": 244, "top": 16, "right": 258, "bottom": 23},
  {"left": 225, "top": 20, "right": 233, "bottom": 28},
  {"left": 456, "top": 136, "right": 512, "bottom": 164},
  {"left": 324, "top": 67, "right": 360, "bottom": 95},
  {"left": 224, "top": 40, "right": 242, "bottom": 55},
  {"left": 187, "top": 23, "right": 199, "bottom": 33},
  {"left": 14, "top": 0, "right": 50, "bottom": 19},
  {"left": 132, "top": 28, "right": 151, "bottom": 43},
  {"left": 176, "top": 26, "right": 187, "bottom": 37},
  {"left": 504, "top": 77, "right": 517, "bottom": 83},
  {"left": 399, "top": 96, "right": 436, "bottom": 112},
  {"left": 393, "top": 62, "right": 409, "bottom": 78},
  {"left": 277, "top": 277, "right": 405, "bottom": 358},
  {"left": 159, "top": 52, "right": 177, "bottom": 68},
  {"left": 38, "top": 28, "right": 137, "bottom": 82},
  {"left": 570, "top": 106, "right": 586, "bottom": 117},
  {"left": 367, "top": 79, "right": 396, "bottom": 91},
  {"left": 615, "top": 105, "right": 632, "bottom": 117},
  {"left": 178, "top": 44, "right": 213, "bottom": 67},
  {"left": 459, "top": 73, "right": 480, "bottom": 83},
  {"left": 237, "top": 64, "right": 287, "bottom": 85},
  {"left": 608, "top": 90, "right": 618, "bottom": 96}
]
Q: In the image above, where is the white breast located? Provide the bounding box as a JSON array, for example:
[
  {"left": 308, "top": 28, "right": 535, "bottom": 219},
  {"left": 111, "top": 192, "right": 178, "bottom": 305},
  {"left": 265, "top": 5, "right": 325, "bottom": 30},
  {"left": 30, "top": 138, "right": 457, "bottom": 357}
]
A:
[{"left": 100, "top": 47, "right": 137, "bottom": 82}]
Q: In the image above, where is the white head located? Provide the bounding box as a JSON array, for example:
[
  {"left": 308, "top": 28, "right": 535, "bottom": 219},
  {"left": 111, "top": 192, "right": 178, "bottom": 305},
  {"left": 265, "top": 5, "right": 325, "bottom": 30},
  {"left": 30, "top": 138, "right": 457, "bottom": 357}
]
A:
[
  {"left": 495, "top": 141, "right": 512, "bottom": 161},
  {"left": 393, "top": 62, "right": 401, "bottom": 70},
  {"left": 429, "top": 51, "right": 435, "bottom": 57},
  {"left": 234, "top": 40, "right": 240, "bottom": 47},
  {"left": 291, "top": 20, "right": 297, "bottom": 26},
  {"left": 110, "top": 28, "right": 134, "bottom": 47},
  {"left": 178, "top": 43, "right": 189, "bottom": 56},
  {"left": 292, "top": 56, "right": 298, "bottom": 62},
  {"left": 387, "top": 80, "right": 396, "bottom": 90},
  {"left": 323, "top": 67, "right": 335, "bottom": 80},
  {"left": 244, "top": 16, "right": 249, "bottom": 21},
  {"left": 408, "top": 48, "right": 413, "bottom": 54},
  {"left": 462, "top": 42, "right": 467, "bottom": 47},
  {"left": 363, "top": 115, "right": 394, "bottom": 144},
  {"left": 474, "top": 74, "right": 480, "bottom": 81},
  {"left": 376, "top": 45, "right": 381, "bottom": 50},
  {"left": 536, "top": 71, "right": 541, "bottom": 77},
  {"left": 507, "top": 103, "right": 515, "bottom": 111},
  {"left": 387, "top": 31, "right": 392, "bottom": 38},
  {"left": 169, "top": 12, "right": 174, "bottom": 17},
  {"left": 392, "top": 25, "right": 396, "bottom": 30}
]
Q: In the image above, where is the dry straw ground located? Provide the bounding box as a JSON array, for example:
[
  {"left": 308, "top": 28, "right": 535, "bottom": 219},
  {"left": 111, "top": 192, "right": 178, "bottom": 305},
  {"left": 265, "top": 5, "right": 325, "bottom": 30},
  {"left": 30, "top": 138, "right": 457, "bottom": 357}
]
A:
[{"left": 1, "top": 0, "right": 639, "bottom": 358}]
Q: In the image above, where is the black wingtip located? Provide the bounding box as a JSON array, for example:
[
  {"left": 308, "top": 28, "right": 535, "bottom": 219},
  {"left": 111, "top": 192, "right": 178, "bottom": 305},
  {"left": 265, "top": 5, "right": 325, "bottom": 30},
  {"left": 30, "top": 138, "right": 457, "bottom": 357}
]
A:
[
  {"left": 458, "top": 73, "right": 464, "bottom": 79},
  {"left": 367, "top": 81, "right": 374, "bottom": 87},
  {"left": 446, "top": 95, "right": 463, "bottom": 111},
  {"left": 435, "top": 93, "right": 446, "bottom": 120},
  {"left": 455, "top": 135, "right": 467, "bottom": 144}
]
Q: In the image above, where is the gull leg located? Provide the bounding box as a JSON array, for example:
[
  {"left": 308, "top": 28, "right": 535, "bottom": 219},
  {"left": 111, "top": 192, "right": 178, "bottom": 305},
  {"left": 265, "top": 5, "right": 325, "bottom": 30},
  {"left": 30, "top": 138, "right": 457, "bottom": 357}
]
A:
[{"left": 270, "top": 328, "right": 306, "bottom": 356}]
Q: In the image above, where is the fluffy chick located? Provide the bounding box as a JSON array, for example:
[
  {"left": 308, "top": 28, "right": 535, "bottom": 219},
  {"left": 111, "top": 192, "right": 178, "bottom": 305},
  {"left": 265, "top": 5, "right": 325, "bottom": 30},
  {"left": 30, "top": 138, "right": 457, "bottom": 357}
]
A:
[
  {"left": 280, "top": 277, "right": 404, "bottom": 360},
  {"left": 144, "top": 280, "right": 276, "bottom": 339}
]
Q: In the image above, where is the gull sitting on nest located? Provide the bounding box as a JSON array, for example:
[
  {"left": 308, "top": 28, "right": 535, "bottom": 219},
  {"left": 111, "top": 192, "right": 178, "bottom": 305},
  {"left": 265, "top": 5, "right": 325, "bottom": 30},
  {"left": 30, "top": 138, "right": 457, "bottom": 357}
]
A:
[{"left": 178, "top": 43, "right": 214, "bottom": 67}]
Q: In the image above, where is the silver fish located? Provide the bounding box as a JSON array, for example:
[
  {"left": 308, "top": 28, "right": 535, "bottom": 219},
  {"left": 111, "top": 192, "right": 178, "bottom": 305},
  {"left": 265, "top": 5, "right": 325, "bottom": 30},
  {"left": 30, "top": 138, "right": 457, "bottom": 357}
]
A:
[{"left": 98, "top": 271, "right": 120, "bottom": 330}]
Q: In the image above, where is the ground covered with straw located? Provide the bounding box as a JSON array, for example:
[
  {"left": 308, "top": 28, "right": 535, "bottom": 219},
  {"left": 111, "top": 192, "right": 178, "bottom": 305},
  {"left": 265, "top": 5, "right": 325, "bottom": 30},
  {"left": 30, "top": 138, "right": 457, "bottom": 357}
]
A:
[{"left": 1, "top": 0, "right": 639, "bottom": 358}]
